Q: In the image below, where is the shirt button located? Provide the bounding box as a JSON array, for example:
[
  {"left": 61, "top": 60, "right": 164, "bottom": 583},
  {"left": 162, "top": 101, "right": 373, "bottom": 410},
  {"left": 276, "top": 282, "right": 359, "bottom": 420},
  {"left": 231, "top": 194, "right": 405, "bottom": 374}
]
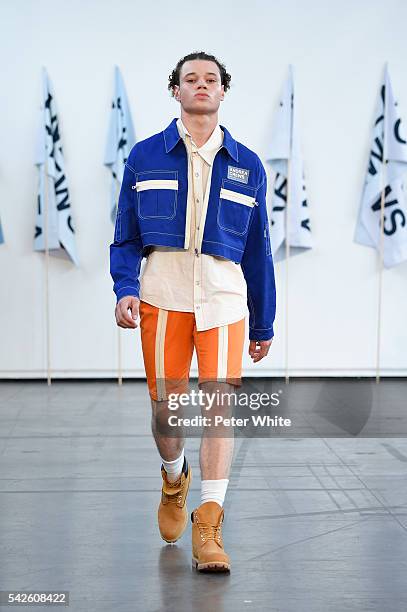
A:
[
  {"left": 196, "top": 305, "right": 200, "bottom": 309},
  {"left": 196, "top": 198, "right": 199, "bottom": 203},
  {"left": 196, "top": 281, "right": 200, "bottom": 285},
  {"left": 195, "top": 172, "right": 199, "bottom": 177}
]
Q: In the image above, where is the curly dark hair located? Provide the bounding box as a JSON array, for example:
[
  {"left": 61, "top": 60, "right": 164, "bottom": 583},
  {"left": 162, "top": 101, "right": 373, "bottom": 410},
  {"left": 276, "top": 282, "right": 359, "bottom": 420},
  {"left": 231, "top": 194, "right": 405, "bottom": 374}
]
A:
[{"left": 168, "top": 51, "right": 231, "bottom": 97}]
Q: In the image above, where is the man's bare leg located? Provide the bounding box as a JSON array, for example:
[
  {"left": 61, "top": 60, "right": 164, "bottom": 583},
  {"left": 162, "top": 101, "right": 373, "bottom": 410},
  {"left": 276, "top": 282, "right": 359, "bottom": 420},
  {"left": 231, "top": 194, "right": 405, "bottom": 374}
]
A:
[
  {"left": 152, "top": 396, "right": 191, "bottom": 543},
  {"left": 150, "top": 397, "right": 185, "bottom": 461},
  {"left": 190, "top": 381, "right": 235, "bottom": 571},
  {"left": 199, "top": 381, "right": 235, "bottom": 485}
]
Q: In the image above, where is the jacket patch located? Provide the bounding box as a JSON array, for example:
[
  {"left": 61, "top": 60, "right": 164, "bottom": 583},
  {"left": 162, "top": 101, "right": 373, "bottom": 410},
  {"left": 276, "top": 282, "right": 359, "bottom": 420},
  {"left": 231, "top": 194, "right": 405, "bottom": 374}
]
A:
[{"left": 227, "top": 165, "right": 250, "bottom": 184}]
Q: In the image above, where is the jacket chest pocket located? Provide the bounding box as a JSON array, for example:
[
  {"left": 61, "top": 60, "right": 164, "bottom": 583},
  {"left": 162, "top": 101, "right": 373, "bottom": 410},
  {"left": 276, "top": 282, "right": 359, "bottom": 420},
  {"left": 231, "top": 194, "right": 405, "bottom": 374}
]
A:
[
  {"left": 135, "top": 170, "right": 178, "bottom": 220},
  {"left": 217, "top": 179, "right": 257, "bottom": 235}
]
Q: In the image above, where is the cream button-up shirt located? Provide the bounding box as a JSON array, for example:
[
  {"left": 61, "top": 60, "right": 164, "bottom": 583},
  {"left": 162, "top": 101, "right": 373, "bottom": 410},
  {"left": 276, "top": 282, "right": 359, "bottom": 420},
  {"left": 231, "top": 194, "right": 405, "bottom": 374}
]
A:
[{"left": 139, "top": 117, "right": 247, "bottom": 331}]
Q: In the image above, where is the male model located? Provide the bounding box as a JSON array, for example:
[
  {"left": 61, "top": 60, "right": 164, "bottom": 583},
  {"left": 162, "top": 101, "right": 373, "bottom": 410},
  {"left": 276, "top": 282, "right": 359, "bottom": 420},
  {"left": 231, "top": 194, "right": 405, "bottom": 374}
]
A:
[{"left": 110, "top": 51, "right": 276, "bottom": 572}]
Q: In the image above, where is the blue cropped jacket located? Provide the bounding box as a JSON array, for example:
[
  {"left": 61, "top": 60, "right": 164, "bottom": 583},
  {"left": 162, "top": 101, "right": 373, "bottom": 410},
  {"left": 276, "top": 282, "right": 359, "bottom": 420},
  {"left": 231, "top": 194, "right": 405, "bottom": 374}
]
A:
[{"left": 109, "top": 117, "right": 276, "bottom": 341}]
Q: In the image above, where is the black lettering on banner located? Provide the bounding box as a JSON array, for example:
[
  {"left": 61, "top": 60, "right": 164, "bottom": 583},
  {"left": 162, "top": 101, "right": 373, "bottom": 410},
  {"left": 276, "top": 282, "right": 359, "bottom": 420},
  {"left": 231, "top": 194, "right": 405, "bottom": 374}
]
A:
[
  {"left": 368, "top": 137, "right": 383, "bottom": 176},
  {"left": 271, "top": 174, "right": 286, "bottom": 227},
  {"left": 384, "top": 209, "right": 406, "bottom": 236},
  {"left": 371, "top": 184, "right": 405, "bottom": 237},
  {"left": 394, "top": 118, "right": 407, "bottom": 145},
  {"left": 35, "top": 195, "right": 42, "bottom": 238},
  {"left": 56, "top": 191, "right": 70, "bottom": 211},
  {"left": 380, "top": 83, "right": 385, "bottom": 106},
  {"left": 67, "top": 215, "right": 74, "bottom": 233},
  {"left": 115, "top": 95, "right": 128, "bottom": 154},
  {"left": 273, "top": 173, "right": 287, "bottom": 206},
  {"left": 371, "top": 185, "right": 397, "bottom": 212},
  {"left": 301, "top": 184, "right": 311, "bottom": 232}
]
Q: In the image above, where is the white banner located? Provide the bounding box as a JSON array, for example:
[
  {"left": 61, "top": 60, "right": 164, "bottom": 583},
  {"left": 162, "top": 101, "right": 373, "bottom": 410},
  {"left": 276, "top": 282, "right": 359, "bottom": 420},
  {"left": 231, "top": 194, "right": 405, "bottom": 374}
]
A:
[
  {"left": 104, "top": 66, "right": 136, "bottom": 222},
  {"left": 34, "top": 67, "right": 78, "bottom": 265},
  {"left": 268, "top": 64, "right": 313, "bottom": 261},
  {"left": 355, "top": 63, "right": 407, "bottom": 267}
]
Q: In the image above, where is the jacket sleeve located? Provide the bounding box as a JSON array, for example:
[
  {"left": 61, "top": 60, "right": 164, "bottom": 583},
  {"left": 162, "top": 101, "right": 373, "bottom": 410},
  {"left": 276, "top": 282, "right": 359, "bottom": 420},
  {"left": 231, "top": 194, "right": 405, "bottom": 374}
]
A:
[
  {"left": 109, "top": 155, "right": 143, "bottom": 302},
  {"left": 241, "top": 162, "right": 276, "bottom": 341}
]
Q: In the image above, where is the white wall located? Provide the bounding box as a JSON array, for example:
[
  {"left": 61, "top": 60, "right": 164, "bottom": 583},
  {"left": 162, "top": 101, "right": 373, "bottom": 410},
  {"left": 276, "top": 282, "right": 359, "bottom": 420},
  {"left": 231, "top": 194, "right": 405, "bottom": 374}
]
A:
[{"left": 1, "top": 0, "right": 407, "bottom": 378}]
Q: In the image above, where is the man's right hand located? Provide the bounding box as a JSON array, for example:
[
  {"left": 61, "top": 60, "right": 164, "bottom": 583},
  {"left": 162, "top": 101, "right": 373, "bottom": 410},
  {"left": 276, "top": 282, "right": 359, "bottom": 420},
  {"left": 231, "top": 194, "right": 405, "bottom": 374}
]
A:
[{"left": 115, "top": 296, "right": 140, "bottom": 329}]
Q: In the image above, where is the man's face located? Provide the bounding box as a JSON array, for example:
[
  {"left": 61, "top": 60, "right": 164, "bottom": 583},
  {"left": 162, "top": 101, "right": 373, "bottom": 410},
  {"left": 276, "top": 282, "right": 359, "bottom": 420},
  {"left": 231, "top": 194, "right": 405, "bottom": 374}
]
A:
[{"left": 173, "top": 59, "right": 225, "bottom": 114}]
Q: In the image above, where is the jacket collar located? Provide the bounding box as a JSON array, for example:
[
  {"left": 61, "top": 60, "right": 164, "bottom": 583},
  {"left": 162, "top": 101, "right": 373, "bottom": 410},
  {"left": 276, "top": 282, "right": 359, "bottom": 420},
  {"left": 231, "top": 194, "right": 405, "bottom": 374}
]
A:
[{"left": 163, "top": 117, "right": 239, "bottom": 162}]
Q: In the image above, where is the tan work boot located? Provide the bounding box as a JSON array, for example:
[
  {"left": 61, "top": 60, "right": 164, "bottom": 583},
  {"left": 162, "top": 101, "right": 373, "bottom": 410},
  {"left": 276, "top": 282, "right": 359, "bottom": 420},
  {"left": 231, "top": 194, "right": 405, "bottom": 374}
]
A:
[
  {"left": 191, "top": 501, "right": 231, "bottom": 572},
  {"left": 158, "top": 457, "right": 191, "bottom": 543}
]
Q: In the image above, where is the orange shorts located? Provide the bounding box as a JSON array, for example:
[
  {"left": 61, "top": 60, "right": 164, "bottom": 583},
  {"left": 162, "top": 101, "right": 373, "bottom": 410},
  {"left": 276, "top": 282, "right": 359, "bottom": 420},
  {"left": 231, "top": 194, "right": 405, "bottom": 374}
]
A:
[{"left": 139, "top": 300, "right": 246, "bottom": 401}]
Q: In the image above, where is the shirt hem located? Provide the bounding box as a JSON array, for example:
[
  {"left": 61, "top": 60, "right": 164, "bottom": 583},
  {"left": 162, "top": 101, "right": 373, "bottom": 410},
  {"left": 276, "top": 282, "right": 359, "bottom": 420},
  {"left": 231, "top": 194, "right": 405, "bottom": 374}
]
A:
[
  {"left": 139, "top": 297, "right": 194, "bottom": 313},
  {"left": 195, "top": 311, "right": 247, "bottom": 332}
]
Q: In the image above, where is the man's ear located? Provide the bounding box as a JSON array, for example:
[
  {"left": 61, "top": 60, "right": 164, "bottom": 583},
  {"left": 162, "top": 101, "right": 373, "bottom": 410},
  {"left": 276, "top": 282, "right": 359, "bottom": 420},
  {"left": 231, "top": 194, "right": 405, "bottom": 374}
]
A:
[{"left": 173, "top": 85, "right": 180, "bottom": 101}]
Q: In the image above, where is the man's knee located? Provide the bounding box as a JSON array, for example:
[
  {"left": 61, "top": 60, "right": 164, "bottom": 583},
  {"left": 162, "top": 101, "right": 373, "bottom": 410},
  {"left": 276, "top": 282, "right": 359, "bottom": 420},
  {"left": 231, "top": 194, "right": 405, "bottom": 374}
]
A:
[{"left": 199, "top": 381, "right": 237, "bottom": 418}]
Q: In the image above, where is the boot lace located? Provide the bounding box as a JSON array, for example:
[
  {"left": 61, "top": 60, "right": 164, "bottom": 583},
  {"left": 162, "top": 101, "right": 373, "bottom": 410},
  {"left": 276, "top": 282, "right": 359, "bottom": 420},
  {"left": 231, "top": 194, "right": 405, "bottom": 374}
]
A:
[
  {"left": 164, "top": 475, "right": 184, "bottom": 504},
  {"left": 197, "top": 521, "right": 222, "bottom": 545}
]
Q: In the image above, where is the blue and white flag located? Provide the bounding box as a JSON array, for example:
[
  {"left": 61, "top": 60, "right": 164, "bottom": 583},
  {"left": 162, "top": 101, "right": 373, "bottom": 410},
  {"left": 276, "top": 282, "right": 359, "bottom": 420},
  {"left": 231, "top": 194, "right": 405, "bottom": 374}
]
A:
[
  {"left": 34, "top": 68, "right": 78, "bottom": 265},
  {"left": 267, "top": 65, "right": 313, "bottom": 261},
  {"left": 104, "top": 66, "right": 136, "bottom": 223},
  {"left": 355, "top": 64, "right": 407, "bottom": 267}
]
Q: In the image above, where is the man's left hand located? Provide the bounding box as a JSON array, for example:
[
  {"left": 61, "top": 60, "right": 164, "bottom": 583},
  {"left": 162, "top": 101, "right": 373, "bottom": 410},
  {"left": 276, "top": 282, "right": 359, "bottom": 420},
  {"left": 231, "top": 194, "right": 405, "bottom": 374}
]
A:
[{"left": 248, "top": 338, "right": 273, "bottom": 363}]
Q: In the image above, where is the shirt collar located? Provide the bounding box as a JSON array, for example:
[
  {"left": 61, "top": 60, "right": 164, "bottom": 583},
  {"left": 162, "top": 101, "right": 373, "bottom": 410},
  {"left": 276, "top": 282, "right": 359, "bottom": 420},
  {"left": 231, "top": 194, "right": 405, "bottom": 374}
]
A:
[
  {"left": 176, "top": 117, "right": 223, "bottom": 165},
  {"left": 163, "top": 117, "right": 239, "bottom": 162}
]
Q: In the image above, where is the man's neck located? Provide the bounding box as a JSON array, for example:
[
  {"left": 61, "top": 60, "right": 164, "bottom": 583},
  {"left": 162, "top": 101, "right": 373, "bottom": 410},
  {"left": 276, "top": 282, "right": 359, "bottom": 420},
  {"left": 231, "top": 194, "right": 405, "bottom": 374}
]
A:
[{"left": 180, "top": 111, "right": 219, "bottom": 148}]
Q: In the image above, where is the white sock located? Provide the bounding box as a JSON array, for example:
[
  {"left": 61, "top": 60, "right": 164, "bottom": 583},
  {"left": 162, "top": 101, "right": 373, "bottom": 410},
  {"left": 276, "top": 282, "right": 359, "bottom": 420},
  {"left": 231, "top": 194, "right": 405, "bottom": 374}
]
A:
[
  {"left": 201, "top": 479, "right": 229, "bottom": 507},
  {"left": 161, "top": 449, "right": 185, "bottom": 483}
]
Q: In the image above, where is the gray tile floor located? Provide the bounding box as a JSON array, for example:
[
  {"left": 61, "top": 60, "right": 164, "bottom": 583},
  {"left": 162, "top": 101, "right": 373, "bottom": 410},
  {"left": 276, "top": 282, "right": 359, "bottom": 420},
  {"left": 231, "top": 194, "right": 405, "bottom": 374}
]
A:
[{"left": 1, "top": 380, "right": 407, "bottom": 612}]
